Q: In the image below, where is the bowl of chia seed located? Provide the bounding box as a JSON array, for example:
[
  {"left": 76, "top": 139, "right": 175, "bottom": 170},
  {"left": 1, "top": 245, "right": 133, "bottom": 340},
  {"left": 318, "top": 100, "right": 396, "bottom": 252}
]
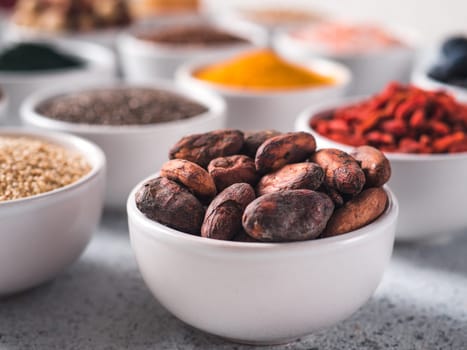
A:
[
  {"left": 0, "top": 39, "right": 116, "bottom": 124},
  {"left": 21, "top": 81, "right": 226, "bottom": 209}
]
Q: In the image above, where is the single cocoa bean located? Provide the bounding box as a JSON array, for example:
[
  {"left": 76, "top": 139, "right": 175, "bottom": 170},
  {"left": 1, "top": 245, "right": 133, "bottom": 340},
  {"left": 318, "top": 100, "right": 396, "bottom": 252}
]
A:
[
  {"left": 322, "top": 187, "right": 388, "bottom": 237},
  {"left": 233, "top": 229, "right": 260, "bottom": 243},
  {"left": 318, "top": 184, "right": 344, "bottom": 208},
  {"left": 311, "top": 148, "right": 365, "bottom": 195},
  {"left": 242, "top": 130, "right": 282, "bottom": 158},
  {"left": 208, "top": 155, "right": 258, "bottom": 192},
  {"left": 242, "top": 189, "right": 334, "bottom": 242},
  {"left": 351, "top": 146, "right": 391, "bottom": 188},
  {"left": 201, "top": 183, "right": 256, "bottom": 241},
  {"left": 135, "top": 177, "right": 205, "bottom": 235},
  {"left": 169, "top": 129, "right": 244, "bottom": 168},
  {"left": 256, "top": 162, "right": 324, "bottom": 196},
  {"left": 161, "top": 159, "right": 216, "bottom": 200},
  {"left": 255, "top": 132, "right": 317, "bottom": 173}
]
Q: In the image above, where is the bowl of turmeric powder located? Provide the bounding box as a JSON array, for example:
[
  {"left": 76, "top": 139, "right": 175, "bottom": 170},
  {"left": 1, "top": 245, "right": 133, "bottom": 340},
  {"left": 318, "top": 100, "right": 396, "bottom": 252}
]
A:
[{"left": 176, "top": 49, "right": 351, "bottom": 132}]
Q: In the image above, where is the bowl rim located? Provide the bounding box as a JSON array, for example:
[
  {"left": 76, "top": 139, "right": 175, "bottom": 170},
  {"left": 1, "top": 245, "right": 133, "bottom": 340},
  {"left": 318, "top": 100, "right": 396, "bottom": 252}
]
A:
[
  {"left": 175, "top": 51, "right": 352, "bottom": 98},
  {"left": 20, "top": 80, "right": 226, "bottom": 134},
  {"left": 127, "top": 173, "right": 398, "bottom": 252},
  {"left": 117, "top": 14, "right": 267, "bottom": 56},
  {"left": 0, "top": 38, "right": 116, "bottom": 82},
  {"left": 411, "top": 65, "right": 467, "bottom": 97},
  {"left": 0, "top": 127, "right": 106, "bottom": 208},
  {"left": 295, "top": 95, "right": 467, "bottom": 161},
  {"left": 274, "top": 20, "right": 420, "bottom": 60}
]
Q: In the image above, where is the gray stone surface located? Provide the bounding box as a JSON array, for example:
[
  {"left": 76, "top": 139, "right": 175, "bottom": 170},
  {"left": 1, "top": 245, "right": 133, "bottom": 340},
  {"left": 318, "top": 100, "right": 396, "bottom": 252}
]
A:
[{"left": 1, "top": 211, "right": 466, "bottom": 350}]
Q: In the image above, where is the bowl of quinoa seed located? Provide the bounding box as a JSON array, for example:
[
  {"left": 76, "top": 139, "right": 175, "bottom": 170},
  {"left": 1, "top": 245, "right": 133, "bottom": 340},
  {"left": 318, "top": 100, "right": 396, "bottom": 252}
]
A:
[
  {"left": 0, "top": 136, "right": 91, "bottom": 201},
  {"left": 0, "top": 128, "right": 106, "bottom": 295}
]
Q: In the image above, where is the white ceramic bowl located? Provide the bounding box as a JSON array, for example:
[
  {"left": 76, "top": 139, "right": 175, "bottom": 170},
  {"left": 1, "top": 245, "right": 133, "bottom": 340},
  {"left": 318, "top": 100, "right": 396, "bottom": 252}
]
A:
[
  {"left": 127, "top": 177, "right": 397, "bottom": 345},
  {"left": 176, "top": 54, "right": 351, "bottom": 132},
  {"left": 21, "top": 81, "right": 226, "bottom": 209},
  {"left": 0, "top": 128, "right": 106, "bottom": 296},
  {"left": 127, "top": 175, "right": 397, "bottom": 344},
  {"left": 412, "top": 66, "right": 467, "bottom": 103},
  {"left": 5, "top": 22, "right": 128, "bottom": 49},
  {"left": 118, "top": 15, "right": 267, "bottom": 82},
  {"left": 274, "top": 25, "right": 418, "bottom": 95},
  {"left": 0, "top": 39, "right": 116, "bottom": 125},
  {"left": 295, "top": 97, "right": 467, "bottom": 241},
  {"left": 0, "top": 91, "right": 8, "bottom": 124}
]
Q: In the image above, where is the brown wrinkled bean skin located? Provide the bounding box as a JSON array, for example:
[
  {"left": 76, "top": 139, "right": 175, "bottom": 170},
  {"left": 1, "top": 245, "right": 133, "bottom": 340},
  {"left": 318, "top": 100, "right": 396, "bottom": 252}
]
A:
[
  {"left": 201, "top": 183, "right": 256, "bottom": 241},
  {"left": 135, "top": 177, "right": 205, "bottom": 235},
  {"left": 242, "top": 130, "right": 282, "bottom": 158},
  {"left": 322, "top": 187, "right": 388, "bottom": 237},
  {"left": 161, "top": 159, "right": 216, "bottom": 200},
  {"left": 255, "top": 132, "right": 317, "bottom": 173},
  {"left": 233, "top": 229, "right": 260, "bottom": 243},
  {"left": 169, "top": 129, "right": 244, "bottom": 168},
  {"left": 242, "top": 189, "right": 334, "bottom": 242},
  {"left": 311, "top": 148, "right": 365, "bottom": 195},
  {"left": 351, "top": 146, "right": 391, "bottom": 188},
  {"left": 256, "top": 162, "right": 324, "bottom": 196},
  {"left": 208, "top": 155, "right": 259, "bottom": 192},
  {"left": 318, "top": 184, "right": 344, "bottom": 208}
]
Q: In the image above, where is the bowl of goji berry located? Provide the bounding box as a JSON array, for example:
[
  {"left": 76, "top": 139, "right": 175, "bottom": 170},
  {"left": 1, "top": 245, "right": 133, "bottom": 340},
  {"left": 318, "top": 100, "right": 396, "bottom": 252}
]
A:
[{"left": 296, "top": 82, "right": 467, "bottom": 242}]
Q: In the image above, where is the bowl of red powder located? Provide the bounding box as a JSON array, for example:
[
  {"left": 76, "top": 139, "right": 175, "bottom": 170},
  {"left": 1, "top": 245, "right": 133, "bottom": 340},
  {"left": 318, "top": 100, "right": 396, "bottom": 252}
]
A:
[
  {"left": 275, "top": 21, "right": 419, "bottom": 95},
  {"left": 295, "top": 82, "right": 467, "bottom": 242}
]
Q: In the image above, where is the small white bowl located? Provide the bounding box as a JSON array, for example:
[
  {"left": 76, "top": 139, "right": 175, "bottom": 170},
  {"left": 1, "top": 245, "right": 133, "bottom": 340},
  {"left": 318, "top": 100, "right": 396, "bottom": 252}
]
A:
[
  {"left": 118, "top": 15, "right": 267, "bottom": 82},
  {"left": 412, "top": 66, "right": 467, "bottom": 103},
  {"left": 274, "top": 24, "right": 418, "bottom": 95},
  {"left": 5, "top": 22, "right": 128, "bottom": 49},
  {"left": 127, "top": 175, "right": 397, "bottom": 345},
  {"left": 0, "top": 92, "right": 8, "bottom": 124},
  {"left": 176, "top": 53, "right": 351, "bottom": 132},
  {"left": 0, "top": 128, "right": 106, "bottom": 296},
  {"left": 295, "top": 97, "right": 467, "bottom": 242},
  {"left": 21, "top": 81, "right": 226, "bottom": 209},
  {"left": 0, "top": 39, "right": 116, "bottom": 125}
]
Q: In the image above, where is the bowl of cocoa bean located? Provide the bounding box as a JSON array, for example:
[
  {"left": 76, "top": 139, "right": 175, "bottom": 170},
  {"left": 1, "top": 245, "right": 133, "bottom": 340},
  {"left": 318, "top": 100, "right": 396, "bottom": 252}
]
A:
[
  {"left": 127, "top": 129, "right": 398, "bottom": 345},
  {"left": 296, "top": 82, "right": 467, "bottom": 242},
  {"left": 0, "top": 128, "right": 106, "bottom": 296},
  {"left": 21, "top": 81, "right": 226, "bottom": 209},
  {"left": 0, "top": 40, "right": 116, "bottom": 124},
  {"left": 117, "top": 15, "right": 266, "bottom": 81}
]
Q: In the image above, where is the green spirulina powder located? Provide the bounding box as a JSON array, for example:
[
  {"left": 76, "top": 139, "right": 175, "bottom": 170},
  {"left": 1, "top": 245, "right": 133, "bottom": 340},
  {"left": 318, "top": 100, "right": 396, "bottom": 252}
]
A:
[{"left": 0, "top": 43, "right": 85, "bottom": 72}]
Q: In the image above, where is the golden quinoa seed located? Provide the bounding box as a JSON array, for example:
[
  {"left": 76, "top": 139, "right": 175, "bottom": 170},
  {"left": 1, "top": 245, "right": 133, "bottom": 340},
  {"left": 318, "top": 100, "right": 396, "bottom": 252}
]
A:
[{"left": 0, "top": 136, "right": 91, "bottom": 201}]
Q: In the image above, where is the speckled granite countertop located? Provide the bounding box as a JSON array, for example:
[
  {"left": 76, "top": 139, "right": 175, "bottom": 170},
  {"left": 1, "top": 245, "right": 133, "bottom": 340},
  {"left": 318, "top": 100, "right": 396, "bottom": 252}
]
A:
[{"left": 1, "top": 211, "right": 466, "bottom": 350}]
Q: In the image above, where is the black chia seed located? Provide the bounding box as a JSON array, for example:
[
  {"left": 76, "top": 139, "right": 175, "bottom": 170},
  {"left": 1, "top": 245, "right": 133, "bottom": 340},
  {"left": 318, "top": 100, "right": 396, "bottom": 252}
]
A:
[{"left": 36, "top": 88, "right": 209, "bottom": 126}]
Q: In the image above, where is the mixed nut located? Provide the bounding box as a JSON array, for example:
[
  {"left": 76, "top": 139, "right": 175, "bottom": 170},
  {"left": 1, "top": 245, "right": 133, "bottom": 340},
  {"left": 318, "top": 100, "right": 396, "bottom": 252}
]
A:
[{"left": 135, "top": 129, "right": 391, "bottom": 242}]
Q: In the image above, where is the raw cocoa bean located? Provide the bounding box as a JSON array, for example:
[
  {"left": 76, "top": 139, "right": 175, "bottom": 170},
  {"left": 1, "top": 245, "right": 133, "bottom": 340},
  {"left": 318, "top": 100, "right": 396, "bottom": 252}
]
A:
[
  {"left": 161, "top": 159, "right": 216, "bottom": 200},
  {"left": 135, "top": 177, "right": 205, "bottom": 235},
  {"left": 318, "top": 184, "right": 344, "bottom": 208},
  {"left": 169, "top": 129, "right": 244, "bottom": 168},
  {"left": 351, "top": 145, "right": 391, "bottom": 188},
  {"left": 322, "top": 187, "right": 388, "bottom": 237},
  {"left": 208, "top": 155, "right": 258, "bottom": 192},
  {"left": 242, "top": 189, "right": 334, "bottom": 242},
  {"left": 201, "top": 183, "right": 256, "bottom": 241},
  {"left": 311, "top": 148, "right": 365, "bottom": 195},
  {"left": 242, "top": 130, "right": 282, "bottom": 158},
  {"left": 256, "top": 162, "right": 324, "bottom": 196},
  {"left": 233, "top": 229, "right": 260, "bottom": 243},
  {"left": 255, "top": 132, "right": 317, "bottom": 173}
]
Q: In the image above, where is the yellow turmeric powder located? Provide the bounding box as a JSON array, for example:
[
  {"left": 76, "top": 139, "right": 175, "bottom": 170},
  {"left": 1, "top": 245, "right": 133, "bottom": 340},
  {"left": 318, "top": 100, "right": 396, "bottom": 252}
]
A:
[{"left": 194, "top": 49, "right": 334, "bottom": 90}]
